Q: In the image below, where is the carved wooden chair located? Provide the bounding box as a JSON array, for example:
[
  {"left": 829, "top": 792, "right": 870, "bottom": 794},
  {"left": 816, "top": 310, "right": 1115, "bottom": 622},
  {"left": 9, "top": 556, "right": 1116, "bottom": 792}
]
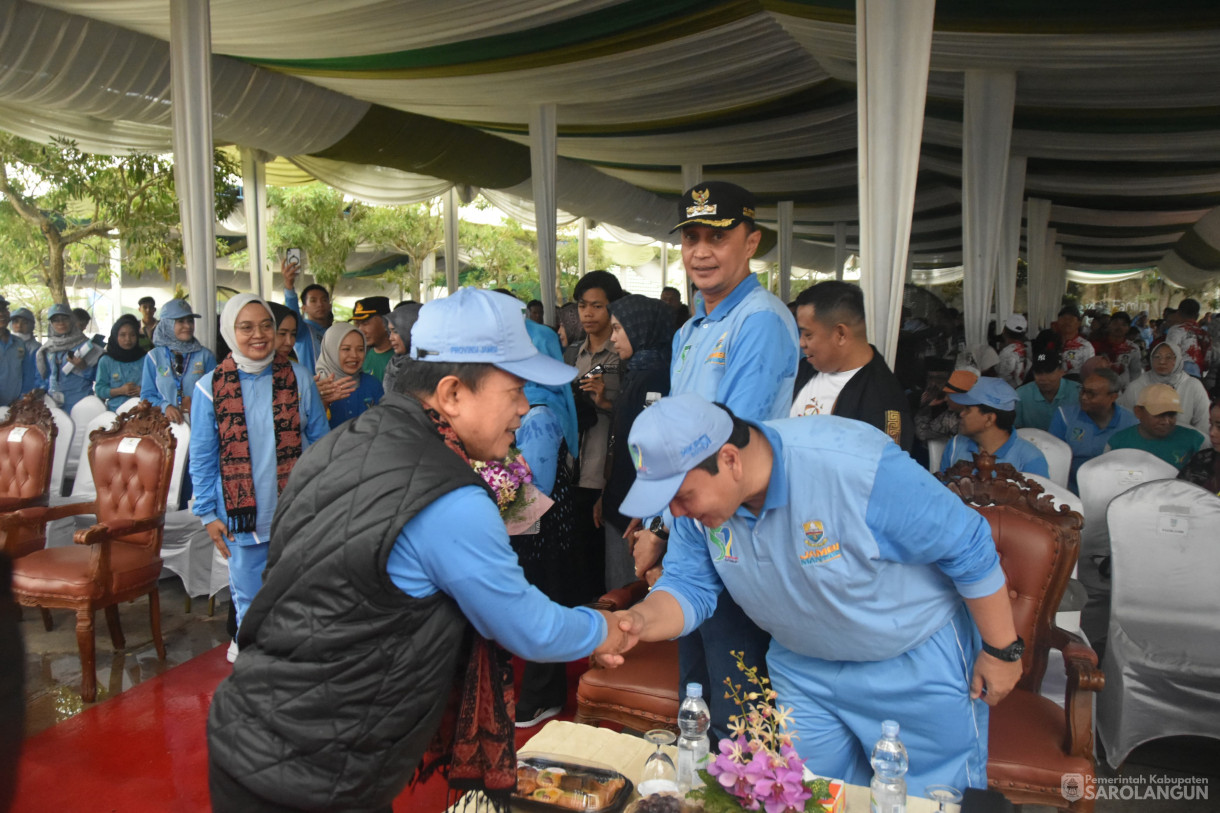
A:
[
  {"left": 0, "top": 392, "right": 59, "bottom": 561},
  {"left": 940, "top": 453, "right": 1105, "bottom": 812},
  {"left": 4, "top": 402, "right": 176, "bottom": 702}
]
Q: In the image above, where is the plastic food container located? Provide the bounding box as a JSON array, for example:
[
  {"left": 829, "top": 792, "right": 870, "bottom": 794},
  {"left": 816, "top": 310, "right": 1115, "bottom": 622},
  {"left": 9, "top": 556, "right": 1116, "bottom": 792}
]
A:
[{"left": 513, "top": 754, "right": 634, "bottom": 812}]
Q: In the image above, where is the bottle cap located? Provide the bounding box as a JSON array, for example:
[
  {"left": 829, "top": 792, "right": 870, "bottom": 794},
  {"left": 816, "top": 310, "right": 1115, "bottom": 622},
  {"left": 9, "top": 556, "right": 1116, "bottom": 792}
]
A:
[
  {"left": 686, "top": 682, "right": 703, "bottom": 698},
  {"left": 882, "top": 720, "right": 899, "bottom": 737}
]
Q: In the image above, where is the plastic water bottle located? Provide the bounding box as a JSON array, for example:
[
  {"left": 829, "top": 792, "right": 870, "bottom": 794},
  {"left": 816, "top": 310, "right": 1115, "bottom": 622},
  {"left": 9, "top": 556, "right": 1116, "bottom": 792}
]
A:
[
  {"left": 869, "top": 720, "right": 908, "bottom": 813},
  {"left": 676, "top": 682, "right": 711, "bottom": 794}
]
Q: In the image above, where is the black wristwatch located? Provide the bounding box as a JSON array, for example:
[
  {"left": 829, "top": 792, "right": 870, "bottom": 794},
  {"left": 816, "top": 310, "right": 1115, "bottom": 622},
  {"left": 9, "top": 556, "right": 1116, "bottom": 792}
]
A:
[
  {"left": 981, "top": 636, "right": 1025, "bottom": 662},
  {"left": 647, "top": 516, "right": 669, "bottom": 541}
]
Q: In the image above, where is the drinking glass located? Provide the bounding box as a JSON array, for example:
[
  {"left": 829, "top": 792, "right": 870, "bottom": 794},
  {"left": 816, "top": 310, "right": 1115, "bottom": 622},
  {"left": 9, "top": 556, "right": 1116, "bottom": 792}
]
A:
[
  {"left": 925, "top": 784, "right": 963, "bottom": 812},
  {"left": 638, "top": 729, "right": 678, "bottom": 797}
]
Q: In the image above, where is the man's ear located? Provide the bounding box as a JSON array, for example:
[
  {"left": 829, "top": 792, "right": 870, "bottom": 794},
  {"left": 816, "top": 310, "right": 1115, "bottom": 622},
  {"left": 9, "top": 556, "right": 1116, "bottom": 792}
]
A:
[
  {"left": 432, "top": 375, "right": 464, "bottom": 419},
  {"left": 720, "top": 444, "right": 743, "bottom": 480},
  {"left": 833, "top": 322, "right": 852, "bottom": 346},
  {"left": 744, "top": 227, "right": 762, "bottom": 258}
]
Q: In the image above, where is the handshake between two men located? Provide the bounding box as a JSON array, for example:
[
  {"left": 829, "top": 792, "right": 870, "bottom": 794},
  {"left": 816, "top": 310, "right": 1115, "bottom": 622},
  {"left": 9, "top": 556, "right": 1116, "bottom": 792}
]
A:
[{"left": 589, "top": 590, "right": 687, "bottom": 669}]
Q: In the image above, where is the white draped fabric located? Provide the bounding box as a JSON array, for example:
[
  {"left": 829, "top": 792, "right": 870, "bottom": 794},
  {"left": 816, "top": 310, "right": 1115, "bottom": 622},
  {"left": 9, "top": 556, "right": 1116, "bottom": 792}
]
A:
[
  {"left": 1025, "top": 198, "right": 1052, "bottom": 332},
  {"left": 288, "top": 155, "right": 452, "bottom": 206},
  {"left": 855, "top": 0, "right": 936, "bottom": 366},
  {"left": 170, "top": 0, "right": 217, "bottom": 353},
  {"left": 995, "top": 156, "right": 1027, "bottom": 326},
  {"left": 834, "top": 222, "right": 847, "bottom": 282},
  {"left": 578, "top": 218, "right": 588, "bottom": 278},
  {"left": 597, "top": 223, "right": 657, "bottom": 247},
  {"left": 444, "top": 187, "right": 460, "bottom": 293},
  {"left": 961, "top": 71, "right": 1016, "bottom": 350},
  {"left": 478, "top": 189, "right": 580, "bottom": 228},
  {"left": 777, "top": 200, "right": 794, "bottom": 304},
  {"left": 530, "top": 104, "right": 558, "bottom": 323},
  {"left": 240, "top": 148, "right": 271, "bottom": 298}
]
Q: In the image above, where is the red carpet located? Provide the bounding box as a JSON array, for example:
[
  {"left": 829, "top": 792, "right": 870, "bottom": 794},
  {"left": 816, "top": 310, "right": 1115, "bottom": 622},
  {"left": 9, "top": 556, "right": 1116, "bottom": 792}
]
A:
[{"left": 13, "top": 646, "right": 590, "bottom": 812}]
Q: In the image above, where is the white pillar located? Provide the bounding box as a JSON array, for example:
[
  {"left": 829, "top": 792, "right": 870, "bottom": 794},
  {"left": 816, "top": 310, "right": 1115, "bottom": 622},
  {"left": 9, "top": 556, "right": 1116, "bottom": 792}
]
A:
[
  {"left": 855, "top": 0, "right": 936, "bottom": 366},
  {"left": 1026, "top": 198, "right": 1052, "bottom": 331},
  {"left": 995, "top": 156, "right": 1027, "bottom": 325},
  {"left": 578, "top": 217, "right": 588, "bottom": 278},
  {"left": 660, "top": 242, "right": 669, "bottom": 290},
  {"left": 444, "top": 187, "right": 460, "bottom": 294},
  {"left": 170, "top": 0, "right": 217, "bottom": 353},
  {"left": 422, "top": 252, "right": 437, "bottom": 302},
  {"left": 240, "top": 147, "right": 271, "bottom": 299},
  {"left": 681, "top": 165, "right": 702, "bottom": 193},
  {"left": 530, "top": 104, "right": 558, "bottom": 325},
  {"left": 961, "top": 70, "right": 1017, "bottom": 350},
  {"left": 777, "top": 200, "right": 794, "bottom": 303}
]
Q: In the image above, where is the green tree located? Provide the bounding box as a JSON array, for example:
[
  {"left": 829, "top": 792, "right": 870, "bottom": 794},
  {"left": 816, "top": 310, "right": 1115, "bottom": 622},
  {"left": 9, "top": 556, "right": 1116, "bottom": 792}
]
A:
[
  {"left": 360, "top": 201, "right": 444, "bottom": 301},
  {"left": 0, "top": 133, "right": 239, "bottom": 304},
  {"left": 265, "top": 183, "right": 365, "bottom": 297},
  {"left": 460, "top": 219, "right": 538, "bottom": 296},
  {"left": 556, "top": 225, "right": 608, "bottom": 302}
]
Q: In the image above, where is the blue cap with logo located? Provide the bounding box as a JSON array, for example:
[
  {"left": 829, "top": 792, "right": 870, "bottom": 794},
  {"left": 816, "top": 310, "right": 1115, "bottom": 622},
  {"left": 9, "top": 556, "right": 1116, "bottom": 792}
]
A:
[
  {"left": 10, "top": 307, "right": 33, "bottom": 322},
  {"left": 410, "top": 288, "right": 576, "bottom": 387},
  {"left": 159, "top": 299, "right": 201, "bottom": 321},
  {"left": 948, "top": 376, "right": 1018, "bottom": 411},
  {"left": 47, "top": 303, "right": 73, "bottom": 320},
  {"left": 619, "top": 393, "right": 734, "bottom": 518}
]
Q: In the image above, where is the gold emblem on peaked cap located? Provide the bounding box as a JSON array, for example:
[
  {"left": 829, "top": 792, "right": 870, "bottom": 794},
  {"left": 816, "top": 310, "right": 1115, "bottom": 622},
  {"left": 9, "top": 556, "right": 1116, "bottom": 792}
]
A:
[{"left": 687, "top": 187, "right": 717, "bottom": 218}]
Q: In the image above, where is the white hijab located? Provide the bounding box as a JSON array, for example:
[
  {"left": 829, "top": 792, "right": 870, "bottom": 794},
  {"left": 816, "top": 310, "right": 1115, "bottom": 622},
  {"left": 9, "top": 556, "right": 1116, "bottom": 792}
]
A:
[
  {"left": 220, "top": 294, "right": 276, "bottom": 374},
  {"left": 316, "top": 322, "right": 364, "bottom": 382}
]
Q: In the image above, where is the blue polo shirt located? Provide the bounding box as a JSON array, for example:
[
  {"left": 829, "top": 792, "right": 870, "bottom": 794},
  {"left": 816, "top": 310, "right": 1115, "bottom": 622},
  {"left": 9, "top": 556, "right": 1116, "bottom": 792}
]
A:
[
  {"left": 670, "top": 274, "right": 798, "bottom": 422},
  {"left": 1015, "top": 378, "right": 1081, "bottom": 431},
  {"left": 0, "top": 333, "right": 27, "bottom": 407},
  {"left": 938, "top": 432, "right": 1049, "bottom": 478},
  {"left": 655, "top": 416, "right": 1005, "bottom": 662},
  {"left": 1049, "top": 404, "right": 1138, "bottom": 489}
]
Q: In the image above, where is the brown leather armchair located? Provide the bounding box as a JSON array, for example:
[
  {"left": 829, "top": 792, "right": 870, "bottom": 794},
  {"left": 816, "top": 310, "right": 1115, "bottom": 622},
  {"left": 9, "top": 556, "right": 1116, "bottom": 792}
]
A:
[
  {"left": 4, "top": 402, "right": 176, "bottom": 702},
  {"left": 941, "top": 453, "right": 1105, "bottom": 812},
  {"left": 575, "top": 580, "right": 679, "bottom": 733},
  {"left": 0, "top": 392, "right": 58, "bottom": 560}
]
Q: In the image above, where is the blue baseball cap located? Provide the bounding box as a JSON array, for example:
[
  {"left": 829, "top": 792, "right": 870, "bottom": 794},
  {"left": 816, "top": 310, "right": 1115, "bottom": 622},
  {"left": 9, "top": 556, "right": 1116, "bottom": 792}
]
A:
[
  {"left": 47, "top": 303, "right": 72, "bottom": 320},
  {"left": 410, "top": 288, "right": 576, "bottom": 387},
  {"left": 619, "top": 393, "right": 734, "bottom": 518},
  {"left": 10, "top": 307, "right": 34, "bottom": 322},
  {"left": 948, "top": 376, "right": 1018, "bottom": 411},
  {"left": 159, "top": 299, "right": 201, "bottom": 321}
]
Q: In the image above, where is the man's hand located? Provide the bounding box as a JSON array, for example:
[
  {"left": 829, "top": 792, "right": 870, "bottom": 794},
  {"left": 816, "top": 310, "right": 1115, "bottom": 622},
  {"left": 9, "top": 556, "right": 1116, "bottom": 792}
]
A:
[
  {"left": 578, "top": 372, "right": 611, "bottom": 410},
  {"left": 592, "top": 609, "right": 640, "bottom": 668},
  {"left": 164, "top": 405, "right": 184, "bottom": 424},
  {"left": 630, "top": 529, "right": 667, "bottom": 580},
  {"left": 971, "top": 652, "right": 1022, "bottom": 705},
  {"left": 205, "top": 519, "right": 235, "bottom": 559},
  {"left": 281, "top": 256, "right": 299, "bottom": 291}
]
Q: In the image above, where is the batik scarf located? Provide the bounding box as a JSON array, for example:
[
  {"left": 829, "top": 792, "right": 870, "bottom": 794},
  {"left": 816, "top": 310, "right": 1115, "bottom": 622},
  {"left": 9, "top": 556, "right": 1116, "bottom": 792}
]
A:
[
  {"left": 412, "top": 399, "right": 517, "bottom": 813},
  {"left": 211, "top": 354, "right": 302, "bottom": 534}
]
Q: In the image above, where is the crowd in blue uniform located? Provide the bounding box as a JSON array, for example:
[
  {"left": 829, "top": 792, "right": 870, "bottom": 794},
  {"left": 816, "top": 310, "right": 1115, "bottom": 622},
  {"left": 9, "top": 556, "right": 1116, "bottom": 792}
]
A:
[{"left": 4, "top": 179, "right": 1217, "bottom": 813}]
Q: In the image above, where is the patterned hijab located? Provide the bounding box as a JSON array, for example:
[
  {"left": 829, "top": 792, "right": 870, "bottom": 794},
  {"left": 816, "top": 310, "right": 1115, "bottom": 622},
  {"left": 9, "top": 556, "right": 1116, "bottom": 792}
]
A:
[
  {"left": 152, "top": 302, "right": 204, "bottom": 355},
  {"left": 608, "top": 294, "right": 674, "bottom": 375}
]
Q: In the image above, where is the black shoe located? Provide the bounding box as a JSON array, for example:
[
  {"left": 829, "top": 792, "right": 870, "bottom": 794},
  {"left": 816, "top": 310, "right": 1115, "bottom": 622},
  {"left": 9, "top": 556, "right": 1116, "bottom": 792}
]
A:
[{"left": 515, "top": 704, "right": 562, "bottom": 729}]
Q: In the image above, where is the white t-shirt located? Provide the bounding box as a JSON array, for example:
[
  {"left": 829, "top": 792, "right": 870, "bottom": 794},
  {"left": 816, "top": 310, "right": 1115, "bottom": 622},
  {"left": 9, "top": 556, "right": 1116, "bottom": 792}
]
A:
[{"left": 789, "top": 367, "right": 862, "bottom": 418}]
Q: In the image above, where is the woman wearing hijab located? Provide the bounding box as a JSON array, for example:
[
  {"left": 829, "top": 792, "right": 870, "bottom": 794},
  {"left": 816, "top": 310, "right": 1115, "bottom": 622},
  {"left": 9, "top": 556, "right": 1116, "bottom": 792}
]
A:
[
  {"left": 381, "top": 302, "right": 422, "bottom": 395},
  {"left": 602, "top": 295, "right": 674, "bottom": 590},
  {"left": 267, "top": 302, "right": 299, "bottom": 363},
  {"left": 1178, "top": 398, "right": 1220, "bottom": 494},
  {"left": 94, "top": 314, "right": 147, "bottom": 410},
  {"left": 509, "top": 321, "right": 582, "bottom": 728},
  {"left": 315, "top": 322, "right": 383, "bottom": 428},
  {"left": 190, "top": 294, "right": 329, "bottom": 661},
  {"left": 140, "top": 299, "right": 216, "bottom": 423},
  {"left": 35, "top": 303, "right": 100, "bottom": 412},
  {"left": 1120, "top": 341, "right": 1212, "bottom": 441}
]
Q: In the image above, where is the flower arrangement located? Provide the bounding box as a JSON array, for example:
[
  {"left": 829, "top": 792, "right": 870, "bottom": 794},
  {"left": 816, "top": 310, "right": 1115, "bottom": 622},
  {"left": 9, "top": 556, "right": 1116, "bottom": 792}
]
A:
[
  {"left": 689, "top": 651, "right": 841, "bottom": 813},
  {"left": 471, "top": 448, "right": 553, "bottom": 535}
]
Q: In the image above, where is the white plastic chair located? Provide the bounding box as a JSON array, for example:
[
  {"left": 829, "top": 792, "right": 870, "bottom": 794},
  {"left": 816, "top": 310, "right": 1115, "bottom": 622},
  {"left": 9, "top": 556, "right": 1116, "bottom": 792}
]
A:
[
  {"left": 1015, "top": 426, "right": 1072, "bottom": 488},
  {"left": 46, "top": 404, "right": 74, "bottom": 498},
  {"left": 1074, "top": 449, "right": 1179, "bottom": 650},
  {"left": 66, "top": 395, "right": 107, "bottom": 482},
  {"left": 158, "top": 422, "right": 229, "bottom": 605},
  {"left": 926, "top": 437, "right": 946, "bottom": 473},
  {"left": 1024, "top": 472, "right": 1088, "bottom": 708},
  {"left": 45, "top": 410, "right": 118, "bottom": 546},
  {"left": 115, "top": 397, "right": 142, "bottom": 415},
  {"left": 1097, "top": 479, "right": 1220, "bottom": 768}
]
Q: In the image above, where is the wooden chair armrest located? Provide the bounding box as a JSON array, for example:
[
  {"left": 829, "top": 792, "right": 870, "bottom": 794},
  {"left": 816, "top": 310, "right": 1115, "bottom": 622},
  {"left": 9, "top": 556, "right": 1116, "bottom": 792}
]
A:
[
  {"left": 589, "top": 580, "right": 650, "bottom": 612},
  {"left": 1050, "top": 625, "right": 1106, "bottom": 759},
  {"left": 0, "top": 499, "right": 95, "bottom": 530},
  {"left": 74, "top": 515, "right": 166, "bottom": 546},
  {"left": 0, "top": 495, "right": 49, "bottom": 513}
]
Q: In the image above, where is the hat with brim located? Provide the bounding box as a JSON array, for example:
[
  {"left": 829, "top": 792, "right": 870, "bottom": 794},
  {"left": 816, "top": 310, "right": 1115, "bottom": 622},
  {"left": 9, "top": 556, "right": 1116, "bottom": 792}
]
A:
[
  {"left": 159, "top": 299, "right": 201, "bottom": 321},
  {"left": 671, "top": 181, "right": 757, "bottom": 233},
  {"left": 10, "top": 307, "right": 33, "bottom": 322},
  {"left": 1003, "top": 314, "right": 1027, "bottom": 334},
  {"left": 1136, "top": 383, "right": 1183, "bottom": 415},
  {"left": 47, "top": 303, "right": 72, "bottom": 320},
  {"left": 619, "top": 393, "right": 734, "bottom": 518},
  {"left": 352, "top": 296, "right": 391, "bottom": 321},
  {"left": 944, "top": 368, "right": 979, "bottom": 395},
  {"left": 1031, "top": 347, "right": 1061, "bottom": 374},
  {"left": 410, "top": 288, "right": 576, "bottom": 387},
  {"left": 948, "top": 377, "right": 1018, "bottom": 412}
]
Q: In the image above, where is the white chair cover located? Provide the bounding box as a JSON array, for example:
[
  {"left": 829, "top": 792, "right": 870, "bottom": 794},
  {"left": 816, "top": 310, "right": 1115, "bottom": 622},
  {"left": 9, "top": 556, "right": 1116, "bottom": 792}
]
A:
[
  {"left": 926, "top": 437, "right": 946, "bottom": 473},
  {"left": 1075, "top": 450, "right": 1179, "bottom": 648},
  {"left": 159, "top": 508, "right": 231, "bottom": 599},
  {"left": 115, "top": 397, "right": 142, "bottom": 415},
  {"left": 1015, "top": 427, "right": 1072, "bottom": 488},
  {"left": 46, "top": 405, "right": 74, "bottom": 498},
  {"left": 65, "top": 395, "right": 107, "bottom": 482},
  {"left": 1097, "top": 479, "right": 1220, "bottom": 768},
  {"left": 44, "top": 410, "right": 118, "bottom": 546}
]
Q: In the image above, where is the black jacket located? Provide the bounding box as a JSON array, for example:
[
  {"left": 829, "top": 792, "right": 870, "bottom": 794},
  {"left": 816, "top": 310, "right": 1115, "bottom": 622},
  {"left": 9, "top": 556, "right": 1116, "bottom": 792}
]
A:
[
  {"left": 792, "top": 345, "right": 913, "bottom": 451},
  {"left": 208, "top": 394, "right": 486, "bottom": 812}
]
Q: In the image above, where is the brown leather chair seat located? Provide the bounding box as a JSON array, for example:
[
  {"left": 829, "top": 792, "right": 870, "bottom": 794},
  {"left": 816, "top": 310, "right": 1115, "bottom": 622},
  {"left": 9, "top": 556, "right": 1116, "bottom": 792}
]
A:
[
  {"left": 576, "top": 639, "right": 680, "bottom": 732},
  {"left": 988, "top": 688, "right": 1092, "bottom": 797},
  {"left": 12, "top": 543, "right": 163, "bottom": 600}
]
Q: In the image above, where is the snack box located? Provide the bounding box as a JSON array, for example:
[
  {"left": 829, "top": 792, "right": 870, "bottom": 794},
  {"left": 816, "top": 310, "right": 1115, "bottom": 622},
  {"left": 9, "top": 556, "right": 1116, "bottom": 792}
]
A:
[
  {"left": 513, "top": 754, "right": 634, "bottom": 813},
  {"left": 815, "top": 778, "right": 845, "bottom": 813}
]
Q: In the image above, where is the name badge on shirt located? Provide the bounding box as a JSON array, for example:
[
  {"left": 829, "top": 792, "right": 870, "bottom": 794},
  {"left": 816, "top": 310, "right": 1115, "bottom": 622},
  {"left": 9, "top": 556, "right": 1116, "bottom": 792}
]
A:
[{"left": 799, "top": 520, "right": 841, "bottom": 567}]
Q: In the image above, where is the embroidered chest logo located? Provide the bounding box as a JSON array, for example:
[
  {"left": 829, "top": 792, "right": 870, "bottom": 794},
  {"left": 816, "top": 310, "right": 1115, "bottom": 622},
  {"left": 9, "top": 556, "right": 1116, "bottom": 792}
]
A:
[
  {"left": 709, "top": 525, "right": 737, "bottom": 563},
  {"left": 799, "top": 520, "right": 841, "bottom": 567},
  {"left": 706, "top": 331, "right": 728, "bottom": 366},
  {"left": 1071, "top": 427, "right": 1085, "bottom": 442},
  {"left": 676, "top": 344, "right": 691, "bottom": 374}
]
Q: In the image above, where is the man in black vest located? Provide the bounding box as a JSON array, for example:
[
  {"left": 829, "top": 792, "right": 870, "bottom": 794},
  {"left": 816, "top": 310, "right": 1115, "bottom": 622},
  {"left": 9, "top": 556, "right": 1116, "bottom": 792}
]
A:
[
  {"left": 789, "top": 281, "right": 913, "bottom": 451},
  {"left": 208, "top": 289, "right": 633, "bottom": 813}
]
